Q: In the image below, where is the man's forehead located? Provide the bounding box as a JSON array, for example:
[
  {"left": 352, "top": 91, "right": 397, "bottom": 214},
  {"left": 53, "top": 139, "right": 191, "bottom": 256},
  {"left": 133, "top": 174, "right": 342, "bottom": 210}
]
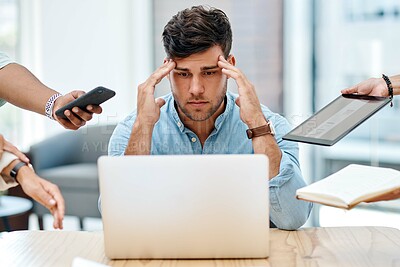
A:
[
  {"left": 174, "top": 59, "right": 219, "bottom": 71},
  {"left": 172, "top": 45, "right": 224, "bottom": 70}
]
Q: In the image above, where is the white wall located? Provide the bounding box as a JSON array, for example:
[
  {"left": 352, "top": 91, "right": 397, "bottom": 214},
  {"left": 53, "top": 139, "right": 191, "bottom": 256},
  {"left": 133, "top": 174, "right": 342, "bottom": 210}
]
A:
[
  {"left": 283, "top": 0, "right": 313, "bottom": 184},
  {"left": 18, "top": 0, "right": 152, "bottom": 144}
]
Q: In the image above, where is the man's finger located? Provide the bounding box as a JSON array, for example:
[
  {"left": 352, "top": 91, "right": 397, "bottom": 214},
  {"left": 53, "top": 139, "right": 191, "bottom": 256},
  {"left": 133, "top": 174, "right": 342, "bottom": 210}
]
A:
[
  {"left": 218, "top": 57, "right": 236, "bottom": 72},
  {"left": 218, "top": 59, "right": 249, "bottom": 88},
  {"left": 221, "top": 68, "right": 249, "bottom": 89},
  {"left": 147, "top": 60, "right": 176, "bottom": 86},
  {"left": 235, "top": 97, "right": 241, "bottom": 107},
  {"left": 155, "top": 98, "right": 166, "bottom": 108}
]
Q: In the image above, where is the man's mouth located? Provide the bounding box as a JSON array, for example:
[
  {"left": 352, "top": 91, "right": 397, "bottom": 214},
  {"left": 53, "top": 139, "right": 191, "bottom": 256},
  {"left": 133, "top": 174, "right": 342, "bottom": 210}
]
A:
[{"left": 188, "top": 100, "right": 208, "bottom": 107}]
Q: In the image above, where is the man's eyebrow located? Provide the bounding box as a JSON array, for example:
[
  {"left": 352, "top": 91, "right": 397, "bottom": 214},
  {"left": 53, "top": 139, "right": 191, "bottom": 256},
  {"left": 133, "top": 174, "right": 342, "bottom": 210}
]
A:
[
  {"left": 175, "top": 67, "right": 189, "bottom": 71},
  {"left": 201, "top": 65, "right": 219, "bottom": 71},
  {"left": 174, "top": 65, "right": 219, "bottom": 71}
]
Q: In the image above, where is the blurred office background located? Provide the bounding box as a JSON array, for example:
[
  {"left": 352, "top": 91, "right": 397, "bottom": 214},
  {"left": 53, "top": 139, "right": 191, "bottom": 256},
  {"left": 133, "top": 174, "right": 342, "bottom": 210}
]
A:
[{"left": 0, "top": 0, "right": 400, "bottom": 230}]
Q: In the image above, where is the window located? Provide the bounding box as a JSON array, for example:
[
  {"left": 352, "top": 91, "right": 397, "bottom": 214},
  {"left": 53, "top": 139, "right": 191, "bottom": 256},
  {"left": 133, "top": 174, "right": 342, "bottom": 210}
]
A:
[
  {"left": 0, "top": 0, "right": 21, "bottom": 144},
  {"left": 152, "top": 0, "right": 284, "bottom": 114},
  {"left": 314, "top": 0, "right": 400, "bottom": 227}
]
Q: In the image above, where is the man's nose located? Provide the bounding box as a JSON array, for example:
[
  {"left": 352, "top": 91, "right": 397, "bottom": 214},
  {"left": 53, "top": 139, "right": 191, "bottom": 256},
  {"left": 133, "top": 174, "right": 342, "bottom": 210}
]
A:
[{"left": 189, "top": 76, "right": 205, "bottom": 95}]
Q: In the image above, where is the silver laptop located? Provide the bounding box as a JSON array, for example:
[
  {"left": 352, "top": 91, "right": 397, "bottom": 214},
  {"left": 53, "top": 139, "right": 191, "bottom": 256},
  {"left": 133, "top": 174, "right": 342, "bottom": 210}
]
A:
[{"left": 98, "top": 154, "right": 269, "bottom": 259}]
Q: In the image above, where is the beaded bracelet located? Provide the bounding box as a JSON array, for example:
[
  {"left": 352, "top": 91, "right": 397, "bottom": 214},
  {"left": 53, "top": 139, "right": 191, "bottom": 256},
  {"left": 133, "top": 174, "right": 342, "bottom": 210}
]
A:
[
  {"left": 382, "top": 74, "right": 393, "bottom": 107},
  {"left": 45, "top": 93, "right": 63, "bottom": 120}
]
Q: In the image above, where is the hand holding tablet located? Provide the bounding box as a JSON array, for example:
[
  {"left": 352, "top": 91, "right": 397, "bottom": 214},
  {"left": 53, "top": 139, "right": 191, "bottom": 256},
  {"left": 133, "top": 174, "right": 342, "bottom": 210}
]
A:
[{"left": 283, "top": 94, "right": 391, "bottom": 146}]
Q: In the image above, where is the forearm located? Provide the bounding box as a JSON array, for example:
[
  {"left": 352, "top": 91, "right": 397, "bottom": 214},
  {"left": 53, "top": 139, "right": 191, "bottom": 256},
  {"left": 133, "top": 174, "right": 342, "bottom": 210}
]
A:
[
  {"left": 1, "top": 159, "right": 29, "bottom": 183},
  {"left": 249, "top": 115, "right": 281, "bottom": 178},
  {"left": 252, "top": 136, "right": 281, "bottom": 178},
  {"left": 389, "top": 75, "right": 400, "bottom": 95},
  {"left": 269, "top": 154, "right": 312, "bottom": 230},
  {"left": 0, "top": 63, "right": 58, "bottom": 115},
  {"left": 124, "top": 119, "right": 154, "bottom": 155}
]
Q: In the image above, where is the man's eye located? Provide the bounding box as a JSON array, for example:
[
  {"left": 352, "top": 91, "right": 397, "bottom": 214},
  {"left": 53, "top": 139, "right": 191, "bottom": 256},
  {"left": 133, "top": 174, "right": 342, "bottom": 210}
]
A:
[
  {"left": 204, "top": 71, "right": 216, "bottom": 76},
  {"left": 178, "top": 72, "right": 189, "bottom": 77}
]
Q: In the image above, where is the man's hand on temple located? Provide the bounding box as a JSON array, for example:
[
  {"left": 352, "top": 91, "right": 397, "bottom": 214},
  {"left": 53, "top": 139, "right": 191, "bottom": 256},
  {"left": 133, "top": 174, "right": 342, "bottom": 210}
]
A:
[
  {"left": 218, "top": 55, "right": 266, "bottom": 128},
  {"left": 136, "top": 60, "right": 176, "bottom": 126}
]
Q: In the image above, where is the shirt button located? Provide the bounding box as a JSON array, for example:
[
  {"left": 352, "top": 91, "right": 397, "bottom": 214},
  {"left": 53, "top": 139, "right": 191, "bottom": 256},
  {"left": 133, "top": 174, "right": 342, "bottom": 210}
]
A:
[
  {"left": 191, "top": 137, "right": 197, "bottom": 143},
  {"left": 177, "top": 122, "right": 182, "bottom": 127}
]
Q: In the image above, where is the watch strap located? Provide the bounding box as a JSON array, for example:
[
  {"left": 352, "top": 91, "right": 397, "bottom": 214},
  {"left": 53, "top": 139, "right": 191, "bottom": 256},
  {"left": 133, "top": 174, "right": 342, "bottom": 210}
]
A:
[
  {"left": 10, "top": 161, "right": 28, "bottom": 179},
  {"left": 246, "top": 123, "right": 274, "bottom": 139}
]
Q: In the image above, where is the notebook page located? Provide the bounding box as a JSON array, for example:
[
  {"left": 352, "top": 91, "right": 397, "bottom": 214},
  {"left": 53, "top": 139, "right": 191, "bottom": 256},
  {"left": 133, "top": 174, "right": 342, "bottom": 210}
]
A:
[{"left": 297, "top": 164, "right": 400, "bottom": 205}]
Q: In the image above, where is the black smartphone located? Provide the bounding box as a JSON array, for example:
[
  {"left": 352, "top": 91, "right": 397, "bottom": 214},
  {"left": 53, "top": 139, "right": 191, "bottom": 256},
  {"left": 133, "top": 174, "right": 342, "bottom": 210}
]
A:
[{"left": 55, "top": 86, "right": 116, "bottom": 119}]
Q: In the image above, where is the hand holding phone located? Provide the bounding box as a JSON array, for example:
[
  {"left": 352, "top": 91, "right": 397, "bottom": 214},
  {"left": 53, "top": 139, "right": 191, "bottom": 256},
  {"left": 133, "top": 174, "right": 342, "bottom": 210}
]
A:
[{"left": 55, "top": 86, "right": 115, "bottom": 119}]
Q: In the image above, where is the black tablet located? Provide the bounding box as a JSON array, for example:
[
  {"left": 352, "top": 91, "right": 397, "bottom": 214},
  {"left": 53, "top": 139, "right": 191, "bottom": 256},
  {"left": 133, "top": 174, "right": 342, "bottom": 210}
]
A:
[{"left": 282, "top": 94, "right": 391, "bottom": 146}]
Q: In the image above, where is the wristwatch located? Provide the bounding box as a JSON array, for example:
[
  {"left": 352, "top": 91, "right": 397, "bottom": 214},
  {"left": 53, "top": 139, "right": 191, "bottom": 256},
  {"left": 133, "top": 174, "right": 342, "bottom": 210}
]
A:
[
  {"left": 246, "top": 120, "right": 275, "bottom": 139},
  {"left": 10, "top": 161, "right": 28, "bottom": 179}
]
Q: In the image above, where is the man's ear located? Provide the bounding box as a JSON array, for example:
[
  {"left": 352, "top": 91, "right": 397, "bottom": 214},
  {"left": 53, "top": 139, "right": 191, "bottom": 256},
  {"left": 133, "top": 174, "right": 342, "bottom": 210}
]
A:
[{"left": 227, "top": 55, "right": 236, "bottom": 66}]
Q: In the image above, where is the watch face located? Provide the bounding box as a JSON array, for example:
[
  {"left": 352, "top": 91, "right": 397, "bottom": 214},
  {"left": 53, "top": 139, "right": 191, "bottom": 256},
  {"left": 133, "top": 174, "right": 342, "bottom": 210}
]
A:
[
  {"left": 246, "top": 129, "right": 253, "bottom": 139},
  {"left": 10, "top": 161, "right": 27, "bottom": 179},
  {"left": 10, "top": 169, "right": 17, "bottom": 178},
  {"left": 268, "top": 121, "right": 276, "bottom": 135}
]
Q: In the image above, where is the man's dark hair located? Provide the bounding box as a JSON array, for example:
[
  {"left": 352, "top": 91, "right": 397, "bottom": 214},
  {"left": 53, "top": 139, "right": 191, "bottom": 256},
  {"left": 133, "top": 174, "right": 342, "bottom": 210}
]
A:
[{"left": 162, "top": 5, "right": 232, "bottom": 59}]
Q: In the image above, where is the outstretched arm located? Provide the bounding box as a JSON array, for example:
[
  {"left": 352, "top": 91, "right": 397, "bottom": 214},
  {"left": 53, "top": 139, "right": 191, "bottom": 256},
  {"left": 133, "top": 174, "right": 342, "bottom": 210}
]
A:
[
  {"left": 0, "top": 157, "right": 65, "bottom": 229},
  {"left": 341, "top": 75, "right": 400, "bottom": 97},
  {"left": 366, "top": 189, "right": 400, "bottom": 203},
  {"left": 0, "top": 63, "right": 102, "bottom": 130}
]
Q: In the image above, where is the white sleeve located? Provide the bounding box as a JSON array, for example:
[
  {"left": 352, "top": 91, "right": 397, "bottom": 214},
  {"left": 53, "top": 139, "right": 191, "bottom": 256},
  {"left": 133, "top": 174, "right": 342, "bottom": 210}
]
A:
[
  {"left": 0, "top": 51, "right": 14, "bottom": 69},
  {"left": 0, "top": 151, "right": 19, "bottom": 191}
]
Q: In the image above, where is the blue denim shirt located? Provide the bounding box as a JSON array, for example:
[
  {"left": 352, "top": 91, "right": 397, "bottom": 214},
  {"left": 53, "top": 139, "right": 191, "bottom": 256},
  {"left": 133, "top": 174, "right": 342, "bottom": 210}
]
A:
[{"left": 109, "top": 91, "right": 312, "bottom": 230}]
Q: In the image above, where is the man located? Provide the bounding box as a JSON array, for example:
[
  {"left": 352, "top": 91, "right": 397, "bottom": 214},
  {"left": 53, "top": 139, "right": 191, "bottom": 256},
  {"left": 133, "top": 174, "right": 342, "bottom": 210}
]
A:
[
  {"left": 109, "top": 5, "right": 312, "bottom": 230},
  {"left": 0, "top": 51, "right": 103, "bottom": 229}
]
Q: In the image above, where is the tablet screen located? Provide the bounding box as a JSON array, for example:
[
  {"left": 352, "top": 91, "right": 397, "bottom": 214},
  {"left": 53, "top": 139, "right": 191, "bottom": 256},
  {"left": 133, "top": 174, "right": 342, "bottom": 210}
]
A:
[{"left": 282, "top": 94, "right": 391, "bottom": 146}]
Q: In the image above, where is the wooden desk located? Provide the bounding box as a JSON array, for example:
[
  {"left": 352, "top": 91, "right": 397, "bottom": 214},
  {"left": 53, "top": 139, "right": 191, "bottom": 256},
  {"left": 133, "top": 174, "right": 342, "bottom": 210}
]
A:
[{"left": 1, "top": 227, "right": 400, "bottom": 267}]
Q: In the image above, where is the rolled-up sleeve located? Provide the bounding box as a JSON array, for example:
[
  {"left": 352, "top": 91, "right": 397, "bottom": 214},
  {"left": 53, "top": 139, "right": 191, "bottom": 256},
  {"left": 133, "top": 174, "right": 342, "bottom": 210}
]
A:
[
  {"left": 267, "top": 113, "right": 313, "bottom": 230},
  {"left": 0, "top": 152, "right": 19, "bottom": 191}
]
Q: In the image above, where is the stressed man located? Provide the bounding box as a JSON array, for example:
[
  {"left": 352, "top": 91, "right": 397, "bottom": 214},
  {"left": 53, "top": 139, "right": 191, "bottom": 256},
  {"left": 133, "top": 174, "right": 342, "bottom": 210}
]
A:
[{"left": 109, "top": 5, "right": 312, "bottom": 230}]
